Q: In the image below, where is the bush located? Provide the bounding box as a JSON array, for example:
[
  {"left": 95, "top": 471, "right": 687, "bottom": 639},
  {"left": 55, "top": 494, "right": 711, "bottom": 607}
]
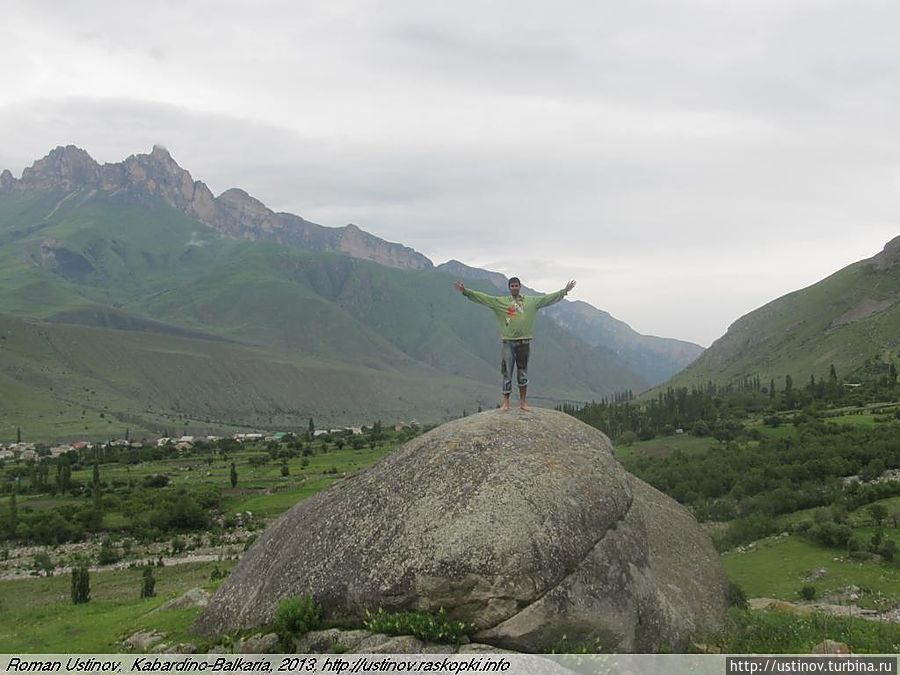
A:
[
  {"left": 97, "top": 538, "right": 120, "bottom": 565},
  {"left": 71, "top": 565, "right": 90, "bottom": 604},
  {"left": 363, "top": 607, "right": 471, "bottom": 644},
  {"left": 799, "top": 586, "right": 816, "bottom": 601},
  {"left": 142, "top": 474, "right": 169, "bottom": 488},
  {"left": 877, "top": 540, "right": 896, "bottom": 562},
  {"left": 140, "top": 566, "right": 156, "bottom": 598},
  {"left": 691, "top": 420, "right": 711, "bottom": 437},
  {"left": 274, "top": 596, "right": 321, "bottom": 648},
  {"left": 805, "top": 521, "right": 852, "bottom": 549},
  {"left": 726, "top": 580, "right": 748, "bottom": 609}
]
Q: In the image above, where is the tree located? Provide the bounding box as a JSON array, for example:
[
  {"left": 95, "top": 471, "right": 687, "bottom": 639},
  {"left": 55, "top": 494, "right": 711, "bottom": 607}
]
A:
[
  {"left": 784, "top": 374, "right": 795, "bottom": 408},
  {"left": 71, "top": 565, "right": 90, "bottom": 604},
  {"left": 6, "top": 492, "right": 17, "bottom": 538},
  {"left": 56, "top": 461, "right": 72, "bottom": 492},
  {"left": 619, "top": 430, "right": 638, "bottom": 446},
  {"left": 280, "top": 461, "right": 289, "bottom": 477},
  {"left": 33, "top": 552, "right": 54, "bottom": 577},
  {"left": 92, "top": 462, "right": 101, "bottom": 511},
  {"left": 829, "top": 364, "right": 837, "bottom": 382},
  {"left": 140, "top": 565, "right": 156, "bottom": 598},
  {"left": 868, "top": 503, "right": 888, "bottom": 527},
  {"left": 230, "top": 462, "right": 238, "bottom": 489},
  {"left": 16, "top": 426, "right": 21, "bottom": 443},
  {"left": 308, "top": 418, "right": 315, "bottom": 437}
]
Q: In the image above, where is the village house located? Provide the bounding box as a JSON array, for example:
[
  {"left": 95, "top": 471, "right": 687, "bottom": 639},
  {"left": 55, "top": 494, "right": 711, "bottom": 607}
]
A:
[
  {"left": 49, "top": 445, "right": 76, "bottom": 458},
  {"left": 234, "top": 433, "right": 264, "bottom": 442}
]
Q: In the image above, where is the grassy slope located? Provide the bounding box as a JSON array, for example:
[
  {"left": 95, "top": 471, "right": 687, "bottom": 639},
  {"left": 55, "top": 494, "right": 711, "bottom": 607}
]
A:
[
  {"left": 0, "top": 562, "right": 230, "bottom": 652},
  {"left": 0, "top": 188, "right": 648, "bottom": 439},
  {"left": 0, "top": 313, "right": 496, "bottom": 441},
  {"left": 655, "top": 244, "right": 899, "bottom": 391}
]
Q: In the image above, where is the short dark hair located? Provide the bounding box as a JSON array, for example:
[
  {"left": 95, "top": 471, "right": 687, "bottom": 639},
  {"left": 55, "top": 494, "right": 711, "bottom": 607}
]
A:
[{"left": 508, "top": 277, "right": 521, "bottom": 287}]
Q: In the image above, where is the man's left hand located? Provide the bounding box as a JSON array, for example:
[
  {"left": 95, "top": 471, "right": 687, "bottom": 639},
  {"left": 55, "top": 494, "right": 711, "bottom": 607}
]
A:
[{"left": 565, "top": 280, "right": 576, "bottom": 294}]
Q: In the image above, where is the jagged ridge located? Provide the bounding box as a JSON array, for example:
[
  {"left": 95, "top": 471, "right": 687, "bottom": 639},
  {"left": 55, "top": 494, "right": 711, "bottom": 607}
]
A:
[{"left": 1, "top": 145, "right": 432, "bottom": 271}]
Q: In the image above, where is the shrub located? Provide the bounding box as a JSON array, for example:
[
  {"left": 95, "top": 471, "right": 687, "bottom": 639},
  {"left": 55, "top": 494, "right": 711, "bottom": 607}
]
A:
[
  {"left": 726, "top": 580, "right": 748, "bottom": 609},
  {"left": 142, "top": 474, "right": 169, "bottom": 488},
  {"left": 363, "top": 607, "right": 470, "bottom": 644},
  {"left": 71, "top": 565, "right": 90, "bottom": 604},
  {"left": 799, "top": 586, "right": 816, "bottom": 601},
  {"left": 274, "top": 596, "right": 321, "bottom": 648},
  {"left": 691, "top": 420, "right": 711, "bottom": 437},
  {"left": 32, "top": 552, "right": 54, "bottom": 577},
  {"left": 97, "top": 538, "right": 120, "bottom": 565},
  {"left": 140, "top": 566, "right": 156, "bottom": 598},
  {"left": 877, "top": 540, "right": 896, "bottom": 562}
]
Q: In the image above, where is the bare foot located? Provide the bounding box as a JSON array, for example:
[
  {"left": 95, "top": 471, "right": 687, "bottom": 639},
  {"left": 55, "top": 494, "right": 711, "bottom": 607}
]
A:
[
  {"left": 519, "top": 402, "right": 531, "bottom": 411},
  {"left": 499, "top": 402, "right": 510, "bottom": 412}
]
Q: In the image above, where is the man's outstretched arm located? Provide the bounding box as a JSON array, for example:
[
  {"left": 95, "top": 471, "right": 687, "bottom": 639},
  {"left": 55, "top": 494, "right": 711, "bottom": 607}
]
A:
[
  {"left": 536, "top": 279, "right": 577, "bottom": 309},
  {"left": 454, "top": 280, "right": 507, "bottom": 309}
]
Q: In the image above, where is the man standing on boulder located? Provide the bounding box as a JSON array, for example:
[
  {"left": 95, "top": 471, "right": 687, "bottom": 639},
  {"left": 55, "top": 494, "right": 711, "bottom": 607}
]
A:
[{"left": 454, "top": 277, "right": 576, "bottom": 411}]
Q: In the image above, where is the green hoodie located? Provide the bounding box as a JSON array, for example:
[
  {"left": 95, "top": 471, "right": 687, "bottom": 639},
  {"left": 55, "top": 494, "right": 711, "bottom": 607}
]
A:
[{"left": 461, "top": 287, "right": 567, "bottom": 340}]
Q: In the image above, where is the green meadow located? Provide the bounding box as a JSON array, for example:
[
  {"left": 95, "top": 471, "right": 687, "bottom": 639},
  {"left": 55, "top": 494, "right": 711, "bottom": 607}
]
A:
[{"left": 0, "top": 561, "right": 231, "bottom": 653}]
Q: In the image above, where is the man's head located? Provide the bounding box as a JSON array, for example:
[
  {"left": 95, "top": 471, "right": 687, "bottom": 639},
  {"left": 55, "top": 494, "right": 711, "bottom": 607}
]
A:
[{"left": 508, "top": 277, "right": 521, "bottom": 297}]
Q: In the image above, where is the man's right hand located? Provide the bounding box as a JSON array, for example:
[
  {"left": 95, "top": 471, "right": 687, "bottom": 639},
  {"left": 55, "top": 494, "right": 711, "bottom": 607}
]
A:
[{"left": 454, "top": 281, "right": 466, "bottom": 294}]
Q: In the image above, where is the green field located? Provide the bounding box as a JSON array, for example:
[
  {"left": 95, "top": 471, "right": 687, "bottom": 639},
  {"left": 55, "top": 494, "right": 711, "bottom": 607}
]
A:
[
  {"left": 0, "top": 561, "right": 231, "bottom": 652},
  {"left": 722, "top": 534, "right": 900, "bottom": 610}
]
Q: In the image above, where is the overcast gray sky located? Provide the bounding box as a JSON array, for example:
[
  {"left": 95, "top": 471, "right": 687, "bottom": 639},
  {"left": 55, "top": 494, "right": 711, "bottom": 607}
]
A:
[{"left": 1, "top": 0, "right": 898, "bottom": 346}]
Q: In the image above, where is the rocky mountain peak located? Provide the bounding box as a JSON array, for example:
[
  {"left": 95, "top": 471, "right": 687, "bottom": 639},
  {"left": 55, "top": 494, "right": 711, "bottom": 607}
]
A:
[
  {"left": 150, "top": 144, "right": 173, "bottom": 161},
  {"left": 218, "top": 187, "right": 263, "bottom": 209},
  {"left": 20, "top": 145, "right": 101, "bottom": 190},
  {"left": 4, "top": 145, "right": 435, "bottom": 273},
  {"left": 872, "top": 235, "right": 900, "bottom": 271}
]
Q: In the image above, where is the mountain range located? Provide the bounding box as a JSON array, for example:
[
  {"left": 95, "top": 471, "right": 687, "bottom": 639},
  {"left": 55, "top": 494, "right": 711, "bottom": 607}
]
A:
[
  {"left": 0, "top": 146, "right": 702, "bottom": 440},
  {"left": 655, "top": 235, "right": 899, "bottom": 392}
]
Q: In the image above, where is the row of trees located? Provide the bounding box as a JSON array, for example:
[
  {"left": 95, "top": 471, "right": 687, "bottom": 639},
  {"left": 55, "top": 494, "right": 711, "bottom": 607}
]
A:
[
  {"left": 1, "top": 421, "right": 424, "bottom": 545},
  {"left": 560, "top": 364, "right": 899, "bottom": 442}
]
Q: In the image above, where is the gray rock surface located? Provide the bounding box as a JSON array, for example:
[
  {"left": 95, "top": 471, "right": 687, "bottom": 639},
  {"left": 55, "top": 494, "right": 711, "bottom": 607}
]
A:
[
  {"left": 157, "top": 587, "right": 210, "bottom": 612},
  {"left": 236, "top": 633, "right": 280, "bottom": 654},
  {"left": 123, "top": 630, "right": 166, "bottom": 652},
  {"left": 194, "top": 409, "right": 728, "bottom": 651}
]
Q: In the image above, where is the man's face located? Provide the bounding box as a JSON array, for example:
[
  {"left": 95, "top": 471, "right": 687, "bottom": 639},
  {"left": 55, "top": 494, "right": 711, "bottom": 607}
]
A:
[{"left": 508, "top": 281, "right": 521, "bottom": 297}]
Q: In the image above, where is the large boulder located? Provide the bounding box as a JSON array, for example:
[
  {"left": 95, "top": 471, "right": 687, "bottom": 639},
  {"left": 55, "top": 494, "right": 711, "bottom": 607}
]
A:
[{"left": 194, "top": 409, "right": 728, "bottom": 652}]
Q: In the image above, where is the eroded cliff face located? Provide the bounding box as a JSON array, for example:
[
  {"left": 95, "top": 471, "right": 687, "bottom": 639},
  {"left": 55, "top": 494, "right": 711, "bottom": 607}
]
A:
[
  {"left": 872, "top": 235, "right": 900, "bottom": 272},
  {"left": 2, "top": 145, "right": 432, "bottom": 272}
]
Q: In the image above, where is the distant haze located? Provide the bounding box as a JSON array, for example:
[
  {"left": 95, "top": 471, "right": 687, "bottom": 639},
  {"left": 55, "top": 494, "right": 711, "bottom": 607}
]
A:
[{"left": 1, "top": 1, "right": 898, "bottom": 346}]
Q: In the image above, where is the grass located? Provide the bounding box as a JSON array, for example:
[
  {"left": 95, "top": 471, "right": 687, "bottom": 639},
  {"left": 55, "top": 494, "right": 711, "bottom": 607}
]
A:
[
  {"left": 614, "top": 433, "right": 717, "bottom": 461},
  {"left": 0, "top": 561, "right": 232, "bottom": 652},
  {"left": 716, "top": 608, "right": 900, "bottom": 654},
  {"left": 722, "top": 534, "right": 900, "bottom": 610}
]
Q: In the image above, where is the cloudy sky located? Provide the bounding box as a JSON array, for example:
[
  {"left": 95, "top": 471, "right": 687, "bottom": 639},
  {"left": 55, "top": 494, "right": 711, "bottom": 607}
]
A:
[{"left": 1, "top": 0, "right": 898, "bottom": 346}]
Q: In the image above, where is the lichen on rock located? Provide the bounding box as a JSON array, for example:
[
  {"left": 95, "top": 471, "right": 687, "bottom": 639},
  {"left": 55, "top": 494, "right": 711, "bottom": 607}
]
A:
[{"left": 193, "top": 408, "right": 728, "bottom": 652}]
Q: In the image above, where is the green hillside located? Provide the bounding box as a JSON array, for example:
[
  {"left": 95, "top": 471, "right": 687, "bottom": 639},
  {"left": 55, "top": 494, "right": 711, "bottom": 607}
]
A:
[
  {"left": 0, "top": 186, "right": 647, "bottom": 440},
  {"left": 656, "top": 237, "right": 900, "bottom": 391}
]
